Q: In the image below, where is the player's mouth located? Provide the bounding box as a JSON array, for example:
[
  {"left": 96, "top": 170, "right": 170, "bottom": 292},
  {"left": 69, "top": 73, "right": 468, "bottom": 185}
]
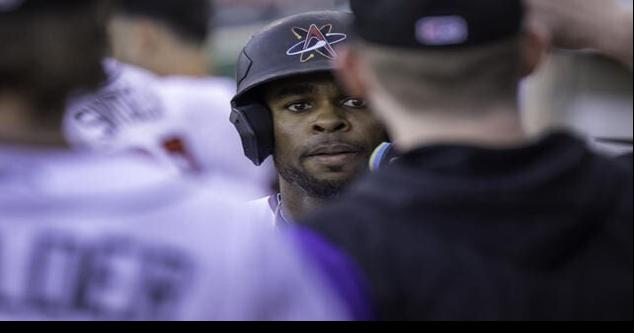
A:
[{"left": 304, "top": 143, "right": 363, "bottom": 165}]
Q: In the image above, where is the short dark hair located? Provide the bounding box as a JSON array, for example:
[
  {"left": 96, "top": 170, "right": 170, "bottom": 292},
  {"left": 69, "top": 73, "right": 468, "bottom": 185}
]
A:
[
  {"left": 112, "top": 0, "right": 212, "bottom": 43},
  {"left": 0, "top": 2, "right": 107, "bottom": 122}
]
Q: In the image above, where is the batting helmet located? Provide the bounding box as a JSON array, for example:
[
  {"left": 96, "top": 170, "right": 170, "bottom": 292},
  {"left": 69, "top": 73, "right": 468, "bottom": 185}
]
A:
[{"left": 230, "top": 10, "right": 354, "bottom": 166}]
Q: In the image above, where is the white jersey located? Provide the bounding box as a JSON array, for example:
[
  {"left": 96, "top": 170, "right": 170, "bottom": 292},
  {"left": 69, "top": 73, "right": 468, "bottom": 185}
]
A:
[
  {"left": 248, "top": 194, "right": 302, "bottom": 227},
  {"left": 0, "top": 146, "right": 347, "bottom": 321},
  {"left": 64, "top": 59, "right": 274, "bottom": 197},
  {"left": 248, "top": 196, "right": 277, "bottom": 228},
  {"left": 155, "top": 75, "right": 275, "bottom": 186},
  {"left": 64, "top": 59, "right": 163, "bottom": 153}
]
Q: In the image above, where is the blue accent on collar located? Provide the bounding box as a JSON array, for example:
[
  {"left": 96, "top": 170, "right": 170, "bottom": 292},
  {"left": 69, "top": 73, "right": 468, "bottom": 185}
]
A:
[{"left": 370, "top": 142, "right": 393, "bottom": 173}]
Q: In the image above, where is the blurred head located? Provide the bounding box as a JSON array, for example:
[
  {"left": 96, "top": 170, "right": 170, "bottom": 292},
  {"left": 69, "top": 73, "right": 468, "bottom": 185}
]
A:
[
  {"left": 0, "top": 0, "right": 108, "bottom": 125},
  {"left": 338, "top": 0, "right": 547, "bottom": 118},
  {"left": 109, "top": 0, "right": 213, "bottom": 75},
  {"left": 230, "top": 11, "right": 387, "bottom": 198}
]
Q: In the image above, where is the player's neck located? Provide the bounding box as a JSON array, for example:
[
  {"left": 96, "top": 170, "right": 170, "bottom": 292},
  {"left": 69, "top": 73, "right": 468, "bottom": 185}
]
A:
[
  {"left": 373, "top": 95, "right": 529, "bottom": 151},
  {"left": 278, "top": 178, "right": 329, "bottom": 222},
  {"left": 391, "top": 113, "right": 528, "bottom": 152},
  {"left": 0, "top": 94, "right": 68, "bottom": 148}
]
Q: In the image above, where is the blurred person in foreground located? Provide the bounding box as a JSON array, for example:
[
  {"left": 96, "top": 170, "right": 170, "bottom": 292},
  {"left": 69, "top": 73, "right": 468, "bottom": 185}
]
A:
[
  {"left": 64, "top": 0, "right": 273, "bottom": 197},
  {"left": 302, "top": 0, "right": 633, "bottom": 320},
  {"left": 230, "top": 11, "right": 387, "bottom": 226},
  {"left": 0, "top": 0, "right": 355, "bottom": 320}
]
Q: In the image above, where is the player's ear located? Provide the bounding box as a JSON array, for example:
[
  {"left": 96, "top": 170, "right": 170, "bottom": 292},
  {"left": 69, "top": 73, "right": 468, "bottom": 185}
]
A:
[{"left": 335, "top": 46, "right": 368, "bottom": 98}]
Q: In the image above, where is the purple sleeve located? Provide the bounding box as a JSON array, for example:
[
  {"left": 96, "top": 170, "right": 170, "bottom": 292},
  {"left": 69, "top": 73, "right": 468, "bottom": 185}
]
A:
[{"left": 288, "top": 226, "right": 374, "bottom": 321}]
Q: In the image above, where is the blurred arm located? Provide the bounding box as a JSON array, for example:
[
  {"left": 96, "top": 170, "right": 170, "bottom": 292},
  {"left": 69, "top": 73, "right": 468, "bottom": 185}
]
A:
[{"left": 526, "top": 0, "right": 633, "bottom": 70}]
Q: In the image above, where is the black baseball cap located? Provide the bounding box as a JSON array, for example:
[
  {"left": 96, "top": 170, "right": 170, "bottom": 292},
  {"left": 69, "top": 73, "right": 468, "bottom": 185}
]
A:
[{"left": 350, "top": 0, "right": 524, "bottom": 49}]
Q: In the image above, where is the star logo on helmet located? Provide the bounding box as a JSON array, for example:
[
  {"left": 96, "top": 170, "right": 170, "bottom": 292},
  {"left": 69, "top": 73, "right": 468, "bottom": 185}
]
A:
[{"left": 286, "top": 24, "right": 347, "bottom": 63}]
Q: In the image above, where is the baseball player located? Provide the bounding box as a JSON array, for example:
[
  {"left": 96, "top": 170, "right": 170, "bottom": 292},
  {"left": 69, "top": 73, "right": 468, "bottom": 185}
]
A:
[
  {"left": 230, "top": 11, "right": 388, "bottom": 226},
  {"left": 64, "top": 0, "right": 274, "bottom": 197},
  {"left": 0, "top": 0, "right": 361, "bottom": 320}
]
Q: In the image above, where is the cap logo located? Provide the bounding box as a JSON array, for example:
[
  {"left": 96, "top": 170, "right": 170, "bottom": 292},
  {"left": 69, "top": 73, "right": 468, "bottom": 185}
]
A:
[
  {"left": 416, "top": 16, "right": 468, "bottom": 46},
  {"left": 286, "top": 23, "right": 347, "bottom": 63}
]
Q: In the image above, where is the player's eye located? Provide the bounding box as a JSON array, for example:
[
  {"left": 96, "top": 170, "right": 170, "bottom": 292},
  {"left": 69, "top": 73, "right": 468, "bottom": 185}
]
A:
[
  {"left": 341, "top": 97, "right": 367, "bottom": 109},
  {"left": 286, "top": 101, "right": 313, "bottom": 113}
]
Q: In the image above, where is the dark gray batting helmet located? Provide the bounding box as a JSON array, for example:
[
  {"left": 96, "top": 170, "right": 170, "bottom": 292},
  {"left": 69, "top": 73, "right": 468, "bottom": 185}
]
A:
[{"left": 230, "top": 10, "right": 354, "bottom": 166}]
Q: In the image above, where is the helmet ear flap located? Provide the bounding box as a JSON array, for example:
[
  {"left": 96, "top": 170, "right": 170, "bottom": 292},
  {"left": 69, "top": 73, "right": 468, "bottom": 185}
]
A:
[{"left": 230, "top": 103, "right": 274, "bottom": 166}]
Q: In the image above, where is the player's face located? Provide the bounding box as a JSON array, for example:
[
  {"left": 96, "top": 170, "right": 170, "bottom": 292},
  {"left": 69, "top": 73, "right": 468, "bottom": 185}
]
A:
[{"left": 265, "top": 74, "right": 387, "bottom": 198}]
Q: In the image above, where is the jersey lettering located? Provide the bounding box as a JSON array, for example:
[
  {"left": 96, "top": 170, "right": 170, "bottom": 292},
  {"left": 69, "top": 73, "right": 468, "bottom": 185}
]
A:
[
  {"left": 0, "top": 231, "right": 194, "bottom": 320},
  {"left": 73, "top": 86, "right": 162, "bottom": 141}
]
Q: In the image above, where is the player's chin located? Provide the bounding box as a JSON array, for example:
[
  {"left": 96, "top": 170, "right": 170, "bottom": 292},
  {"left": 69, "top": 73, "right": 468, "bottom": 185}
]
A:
[{"left": 306, "top": 163, "right": 363, "bottom": 182}]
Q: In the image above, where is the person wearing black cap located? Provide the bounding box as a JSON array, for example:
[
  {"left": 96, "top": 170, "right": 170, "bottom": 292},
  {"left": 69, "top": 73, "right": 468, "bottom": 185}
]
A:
[{"left": 301, "top": 0, "right": 633, "bottom": 320}]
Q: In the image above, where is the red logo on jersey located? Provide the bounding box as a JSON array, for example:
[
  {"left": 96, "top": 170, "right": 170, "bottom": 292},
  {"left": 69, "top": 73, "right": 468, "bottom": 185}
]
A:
[
  {"left": 162, "top": 136, "right": 202, "bottom": 174},
  {"left": 286, "top": 24, "right": 347, "bottom": 63}
]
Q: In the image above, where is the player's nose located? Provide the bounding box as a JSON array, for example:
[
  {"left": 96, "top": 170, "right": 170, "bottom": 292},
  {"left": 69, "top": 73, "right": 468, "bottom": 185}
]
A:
[{"left": 312, "top": 106, "right": 350, "bottom": 133}]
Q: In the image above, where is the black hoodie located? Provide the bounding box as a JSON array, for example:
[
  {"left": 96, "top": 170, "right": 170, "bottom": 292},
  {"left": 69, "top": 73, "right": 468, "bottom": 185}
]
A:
[{"left": 303, "top": 132, "right": 633, "bottom": 320}]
